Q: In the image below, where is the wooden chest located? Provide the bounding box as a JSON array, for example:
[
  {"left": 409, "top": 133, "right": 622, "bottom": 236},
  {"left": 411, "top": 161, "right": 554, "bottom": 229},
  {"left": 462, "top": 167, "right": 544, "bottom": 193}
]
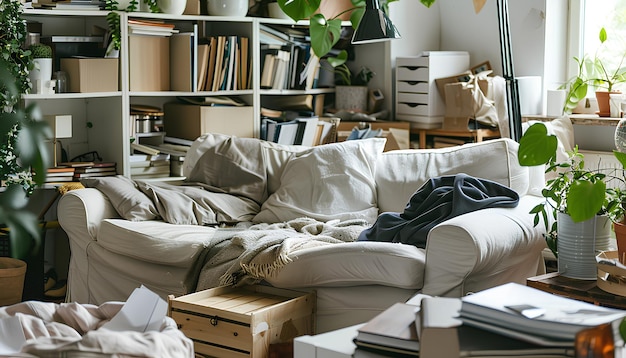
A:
[{"left": 167, "top": 285, "right": 315, "bottom": 358}]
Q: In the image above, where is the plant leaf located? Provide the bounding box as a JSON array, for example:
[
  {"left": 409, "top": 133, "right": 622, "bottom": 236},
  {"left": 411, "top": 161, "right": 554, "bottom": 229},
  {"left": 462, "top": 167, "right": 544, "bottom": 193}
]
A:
[
  {"left": 614, "top": 150, "right": 626, "bottom": 168},
  {"left": 599, "top": 27, "right": 607, "bottom": 43},
  {"left": 518, "top": 123, "right": 558, "bottom": 166},
  {"left": 420, "top": 0, "right": 436, "bottom": 8},
  {"left": 309, "top": 14, "right": 342, "bottom": 58},
  {"left": 567, "top": 180, "right": 606, "bottom": 222},
  {"left": 278, "top": 0, "right": 321, "bottom": 22},
  {"left": 326, "top": 50, "right": 348, "bottom": 68}
]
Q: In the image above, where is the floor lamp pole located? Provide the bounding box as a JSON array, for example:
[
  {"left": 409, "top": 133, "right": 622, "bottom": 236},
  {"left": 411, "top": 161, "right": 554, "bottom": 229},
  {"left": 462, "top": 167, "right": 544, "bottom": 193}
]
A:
[{"left": 496, "top": 0, "right": 522, "bottom": 142}]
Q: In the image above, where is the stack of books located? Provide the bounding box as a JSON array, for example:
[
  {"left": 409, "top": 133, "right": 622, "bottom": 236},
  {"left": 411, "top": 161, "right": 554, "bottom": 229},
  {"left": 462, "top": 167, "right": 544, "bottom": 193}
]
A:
[
  {"left": 129, "top": 143, "right": 171, "bottom": 179},
  {"left": 72, "top": 162, "right": 117, "bottom": 180},
  {"left": 128, "top": 19, "right": 179, "bottom": 37},
  {"left": 352, "top": 283, "right": 626, "bottom": 358},
  {"left": 130, "top": 159, "right": 171, "bottom": 179},
  {"left": 45, "top": 167, "right": 76, "bottom": 184}
]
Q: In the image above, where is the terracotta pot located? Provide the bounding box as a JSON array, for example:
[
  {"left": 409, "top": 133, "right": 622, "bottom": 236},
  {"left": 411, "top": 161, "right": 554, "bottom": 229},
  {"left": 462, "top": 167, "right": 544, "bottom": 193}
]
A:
[
  {"left": 614, "top": 221, "right": 626, "bottom": 264},
  {"left": 0, "top": 257, "right": 27, "bottom": 306},
  {"left": 595, "top": 91, "right": 621, "bottom": 117}
]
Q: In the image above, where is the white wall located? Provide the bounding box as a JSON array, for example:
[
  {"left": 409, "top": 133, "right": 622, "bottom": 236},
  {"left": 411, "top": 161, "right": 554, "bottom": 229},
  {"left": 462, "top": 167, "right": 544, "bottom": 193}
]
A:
[{"left": 388, "top": 0, "right": 569, "bottom": 115}]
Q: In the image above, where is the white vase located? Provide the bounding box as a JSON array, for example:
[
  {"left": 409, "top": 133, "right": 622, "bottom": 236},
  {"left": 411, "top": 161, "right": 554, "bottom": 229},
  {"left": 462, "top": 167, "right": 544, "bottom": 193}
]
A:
[
  {"left": 207, "top": 0, "right": 248, "bottom": 16},
  {"left": 159, "top": 0, "right": 187, "bottom": 15},
  {"left": 557, "top": 213, "right": 612, "bottom": 280},
  {"left": 29, "top": 58, "right": 53, "bottom": 94},
  {"left": 116, "top": 0, "right": 132, "bottom": 10},
  {"left": 267, "top": 2, "right": 290, "bottom": 19}
]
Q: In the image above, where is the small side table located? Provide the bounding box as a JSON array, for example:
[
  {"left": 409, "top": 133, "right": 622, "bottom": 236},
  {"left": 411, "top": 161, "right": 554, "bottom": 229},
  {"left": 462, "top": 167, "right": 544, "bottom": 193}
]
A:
[
  {"left": 527, "top": 272, "right": 626, "bottom": 310},
  {"left": 411, "top": 128, "right": 501, "bottom": 149}
]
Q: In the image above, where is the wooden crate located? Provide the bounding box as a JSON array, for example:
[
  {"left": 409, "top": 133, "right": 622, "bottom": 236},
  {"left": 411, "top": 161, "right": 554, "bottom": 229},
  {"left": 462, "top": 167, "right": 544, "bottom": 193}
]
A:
[{"left": 168, "top": 285, "right": 315, "bottom": 358}]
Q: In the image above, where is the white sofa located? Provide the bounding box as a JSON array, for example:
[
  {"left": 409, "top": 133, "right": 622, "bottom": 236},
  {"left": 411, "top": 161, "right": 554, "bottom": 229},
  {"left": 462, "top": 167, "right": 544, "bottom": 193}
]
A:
[{"left": 58, "top": 135, "right": 547, "bottom": 333}]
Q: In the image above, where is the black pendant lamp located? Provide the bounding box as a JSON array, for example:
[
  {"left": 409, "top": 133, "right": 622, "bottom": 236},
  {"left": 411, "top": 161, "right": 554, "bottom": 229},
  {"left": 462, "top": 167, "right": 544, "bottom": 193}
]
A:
[{"left": 352, "top": 0, "right": 401, "bottom": 44}]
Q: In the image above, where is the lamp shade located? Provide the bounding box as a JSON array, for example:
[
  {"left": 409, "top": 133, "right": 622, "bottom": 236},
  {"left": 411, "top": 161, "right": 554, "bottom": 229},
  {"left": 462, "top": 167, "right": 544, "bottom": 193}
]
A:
[
  {"left": 352, "top": 0, "right": 401, "bottom": 44},
  {"left": 44, "top": 114, "right": 72, "bottom": 139}
]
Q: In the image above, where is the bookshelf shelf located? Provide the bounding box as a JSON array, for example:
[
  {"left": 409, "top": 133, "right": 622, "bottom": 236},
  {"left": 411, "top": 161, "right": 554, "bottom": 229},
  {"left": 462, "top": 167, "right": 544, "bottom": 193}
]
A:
[{"left": 21, "top": 8, "right": 381, "bottom": 179}]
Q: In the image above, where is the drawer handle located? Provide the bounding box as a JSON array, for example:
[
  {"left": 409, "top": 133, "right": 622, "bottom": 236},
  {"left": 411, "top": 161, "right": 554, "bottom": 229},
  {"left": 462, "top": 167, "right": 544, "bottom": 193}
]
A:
[
  {"left": 210, "top": 316, "right": 219, "bottom": 326},
  {"left": 400, "top": 66, "right": 427, "bottom": 71},
  {"left": 399, "top": 102, "right": 422, "bottom": 108}
]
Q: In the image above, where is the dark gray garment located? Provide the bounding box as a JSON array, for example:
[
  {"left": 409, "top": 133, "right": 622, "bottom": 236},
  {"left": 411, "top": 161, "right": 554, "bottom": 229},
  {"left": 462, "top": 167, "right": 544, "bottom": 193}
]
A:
[{"left": 358, "top": 173, "right": 520, "bottom": 248}]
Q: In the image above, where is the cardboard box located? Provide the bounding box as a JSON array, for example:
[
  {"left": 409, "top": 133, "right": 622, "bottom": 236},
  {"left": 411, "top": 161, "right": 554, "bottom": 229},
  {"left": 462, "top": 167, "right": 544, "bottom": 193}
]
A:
[
  {"left": 168, "top": 285, "right": 315, "bottom": 358},
  {"left": 60, "top": 58, "right": 118, "bottom": 93},
  {"left": 164, "top": 102, "right": 254, "bottom": 140},
  {"left": 129, "top": 35, "right": 170, "bottom": 91}
]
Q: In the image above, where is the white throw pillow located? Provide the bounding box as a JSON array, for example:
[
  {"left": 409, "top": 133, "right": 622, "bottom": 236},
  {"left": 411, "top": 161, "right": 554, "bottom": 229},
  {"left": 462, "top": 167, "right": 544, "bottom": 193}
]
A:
[{"left": 253, "top": 138, "right": 386, "bottom": 223}]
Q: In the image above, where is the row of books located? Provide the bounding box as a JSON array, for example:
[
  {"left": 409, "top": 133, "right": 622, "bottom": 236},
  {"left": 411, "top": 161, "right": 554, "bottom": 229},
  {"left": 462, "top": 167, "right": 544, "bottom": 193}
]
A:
[
  {"left": 46, "top": 162, "right": 117, "bottom": 183},
  {"left": 258, "top": 23, "right": 340, "bottom": 91},
  {"left": 352, "top": 282, "right": 626, "bottom": 357},
  {"left": 260, "top": 44, "right": 319, "bottom": 91},
  {"left": 198, "top": 35, "right": 250, "bottom": 92},
  {"left": 261, "top": 116, "right": 338, "bottom": 146},
  {"left": 128, "top": 20, "right": 249, "bottom": 93}
]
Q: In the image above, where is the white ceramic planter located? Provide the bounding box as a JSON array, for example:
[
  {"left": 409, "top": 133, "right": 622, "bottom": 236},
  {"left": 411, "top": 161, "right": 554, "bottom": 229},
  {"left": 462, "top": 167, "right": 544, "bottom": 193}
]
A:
[
  {"left": 207, "top": 0, "right": 248, "bottom": 16},
  {"left": 159, "top": 0, "right": 187, "bottom": 15},
  {"left": 29, "top": 58, "right": 53, "bottom": 94},
  {"left": 557, "top": 213, "right": 612, "bottom": 280}
]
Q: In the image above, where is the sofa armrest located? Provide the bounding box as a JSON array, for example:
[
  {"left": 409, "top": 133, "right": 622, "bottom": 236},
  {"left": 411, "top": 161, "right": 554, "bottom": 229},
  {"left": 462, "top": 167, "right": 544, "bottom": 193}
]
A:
[
  {"left": 58, "top": 188, "right": 120, "bottom": 247},
  {"left": 421, "top": 195, "right": 547, "bottom": 297}
]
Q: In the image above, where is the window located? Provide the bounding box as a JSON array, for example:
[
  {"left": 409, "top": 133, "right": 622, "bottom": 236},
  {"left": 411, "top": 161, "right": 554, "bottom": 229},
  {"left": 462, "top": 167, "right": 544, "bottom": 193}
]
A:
[{"left": 570, "top": 0, "right": 626, "bottom": 92}]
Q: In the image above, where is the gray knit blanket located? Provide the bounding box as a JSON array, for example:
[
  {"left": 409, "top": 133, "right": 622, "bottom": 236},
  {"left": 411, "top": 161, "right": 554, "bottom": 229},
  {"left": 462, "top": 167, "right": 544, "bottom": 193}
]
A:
[{"left": 190, "top": 217, "right": 369, "bottom": 292}]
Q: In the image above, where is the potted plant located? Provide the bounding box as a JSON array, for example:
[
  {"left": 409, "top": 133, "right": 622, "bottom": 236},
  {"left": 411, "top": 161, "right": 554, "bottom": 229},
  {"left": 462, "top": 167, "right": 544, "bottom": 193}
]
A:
[
  {"left": 332, "top": 64, "right": 375, "bottom": 112},
  {"left": 518, "top": 122, "right": 626, "bottom": 278},
  {"left": 28, "top": 42, "right": 53, "bottom": 94},
  {"left": 561, "top": 27, "right": 626, "bottom": 116},
  {"left": 1, "top": 0, "right": 52, "bottom": 303}
]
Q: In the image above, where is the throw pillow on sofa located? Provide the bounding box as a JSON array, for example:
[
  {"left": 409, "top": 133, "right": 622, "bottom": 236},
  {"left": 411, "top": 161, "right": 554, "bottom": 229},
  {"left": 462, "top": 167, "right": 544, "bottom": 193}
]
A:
[
  {"left": 184, "top": 133, "right": 269, "bottom": 204},
  {"left": 81, "top": 175, "right": 160, "bottom": 221},
  {"left": 253, "top": 138, "right": 386, "bottom": 223}
]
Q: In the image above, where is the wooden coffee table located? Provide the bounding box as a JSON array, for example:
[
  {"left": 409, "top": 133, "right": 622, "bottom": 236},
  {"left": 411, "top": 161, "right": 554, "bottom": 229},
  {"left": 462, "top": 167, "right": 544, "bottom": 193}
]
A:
[{"left": 527, "top": 272, "right": 626, "bottom": 310}]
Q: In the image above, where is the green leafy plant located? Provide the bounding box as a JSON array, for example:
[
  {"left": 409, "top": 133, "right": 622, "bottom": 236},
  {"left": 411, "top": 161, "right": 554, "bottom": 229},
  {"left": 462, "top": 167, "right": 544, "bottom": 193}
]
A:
[
  {"left": 518, "top": 122, "right": 626, "bottom": 256},
  {"left": 333, "top": 64, "right": 375, "bottom": 86},
  {"left": 105, "top": 0, "right": 160, "bottom": 53},
  {"left": 0, "top": 1, "right": 52, "bottom": 259},
  {"left": 29, "top": 43, "right": 53, "bottom": 59},
  {"left": 561, "top": 27, "right": 626, "bottom": 114},
  {"left": 277, "top": 0, "right": 418, "bottom": 64}
]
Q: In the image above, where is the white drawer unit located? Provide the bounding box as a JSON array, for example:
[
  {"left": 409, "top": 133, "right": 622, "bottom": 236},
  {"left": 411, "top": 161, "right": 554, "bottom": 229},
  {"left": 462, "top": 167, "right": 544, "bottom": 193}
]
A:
[{"left": 395, "top": 51, "right": 469, "bottom": 128}]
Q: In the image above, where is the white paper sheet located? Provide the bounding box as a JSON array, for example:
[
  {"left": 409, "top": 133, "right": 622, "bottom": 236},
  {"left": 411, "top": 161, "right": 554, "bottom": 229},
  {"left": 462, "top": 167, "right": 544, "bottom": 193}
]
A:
[
  {"left": 101, "top": 285, "right": 167, "bottom": 332},
  {"left": 0, "top": 316, "right": 26, "bottom": 354}
]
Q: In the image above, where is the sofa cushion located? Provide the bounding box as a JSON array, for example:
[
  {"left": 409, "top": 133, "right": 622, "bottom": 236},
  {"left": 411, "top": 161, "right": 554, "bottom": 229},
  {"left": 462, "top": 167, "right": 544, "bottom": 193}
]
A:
[
  {"left": 97, "top": 219, "right": 215, "bottom": 267},
  {"left": 375, "top": 138, "right": 529, "bottom": 213},
  {"left": 81, "top": 175, "right": 160, "bottom": 221},
  {"left": 265, "top": 241, "right": 426, "bottom": 289},
  {"left": 259, "top": 140, "right": 308, "bottom": 194},
  {"left": 254, "top": 138, "right": 386, "bottom": 223}
]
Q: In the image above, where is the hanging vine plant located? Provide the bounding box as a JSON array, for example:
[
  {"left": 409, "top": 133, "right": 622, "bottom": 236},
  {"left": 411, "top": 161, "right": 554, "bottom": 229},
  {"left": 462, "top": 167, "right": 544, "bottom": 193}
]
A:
[
  {"left": 105, "top": 0, "right": 160, "bottom": 55},
  {"left": 0, "top": 1, "right": 52, "bottom": 259}
]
